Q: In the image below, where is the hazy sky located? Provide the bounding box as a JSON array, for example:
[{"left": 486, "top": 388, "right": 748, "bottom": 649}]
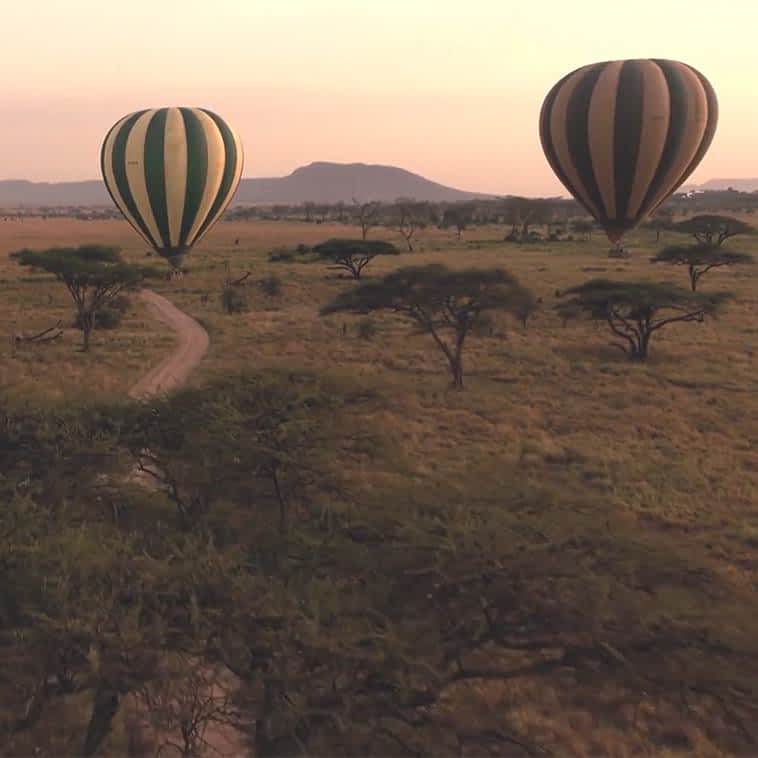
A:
[{"left": 3, "top": 0, "right": 757, "bottom": 195}]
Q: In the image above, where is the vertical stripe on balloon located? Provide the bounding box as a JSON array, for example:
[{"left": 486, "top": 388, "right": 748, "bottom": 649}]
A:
[
  {"left": 179, "top": 108, "right": 209, "bottom": 245},
  {"left": 674, "top": 68, "right": 718, "bottom": 197},
  {"left": 549, "top": 66, "right": 604, "bottom": 221},
  {"left": 125, "top": 110, "right": 163, "bottom": 248},
  {"left": 101, "top": 114, "right": 152, "bottom": 247},
  {"left": 613, "top": 61, "right": 645, "bottom": 222},
  {"left": 164, "top": 108, "right": 189, "bottom": 249},
  {"left": 110, "top": 110, "right": 155, "bottom": 246},
  {"left": 625, "top": 61, "right": 670, "bottom": 221},
  {"left": 564, "top": 64, "right": 607, "bottom": 223},
  {"left": 587, "top": 60, "right": 622, "bottom": 220},
  {"left": 144, "top": 108, "right": 171, "bottom": 249},
  {"left": 185, "top": 110, "right": 226, "bottom": 246},
  {"left": 194, "top": 110, "right": 244, "bottom": 245},
  {"left": 539, "top": 74, "right": 585, "bottom": 218},
  {"left": 643, "top": 61, "right": 708, "bottom": 215}
]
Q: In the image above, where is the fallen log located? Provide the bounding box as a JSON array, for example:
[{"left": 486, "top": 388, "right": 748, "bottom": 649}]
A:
[{"left": 14, "top": 320, "right": 64, "bottom": 345}]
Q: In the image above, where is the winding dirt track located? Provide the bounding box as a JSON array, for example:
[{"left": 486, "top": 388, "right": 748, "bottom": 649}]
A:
[
  {"left": 125, "top": 291, "right": 249, "bottom": 755},
  {"left": 128, "top": 289, "right": 209, "bottom": 400}
]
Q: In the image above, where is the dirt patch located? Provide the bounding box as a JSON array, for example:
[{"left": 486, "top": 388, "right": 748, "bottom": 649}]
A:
[{"left": 128, "top": 290, "right": 210, "bottom": 400}]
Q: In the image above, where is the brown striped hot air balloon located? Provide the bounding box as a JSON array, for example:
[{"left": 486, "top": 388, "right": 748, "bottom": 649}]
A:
[
  {"left": 101, "top": 108, "right": 244, "bottom": 268},
  {"left": 539, "top": 59, "right": 718, "bottom": 244}
]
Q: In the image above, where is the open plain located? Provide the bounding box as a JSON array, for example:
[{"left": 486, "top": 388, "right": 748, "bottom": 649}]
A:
[{"left": 2, "top": 214, "right": 757, "bottom": 755}]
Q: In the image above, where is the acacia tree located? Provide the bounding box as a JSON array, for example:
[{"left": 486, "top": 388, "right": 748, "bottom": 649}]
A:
[
  {"left": 651, "top": 245, "right": 754, "bottom": 291},
  {"left": 513, "top": 291, "right": 541, "bottom": 329},
  {"left": 646, "top": 207, "right": 674, "bottom": 242},
  {"left": 12, "top": 245, "right": 153, "bottom": 351},
  {"left": 570, "top": 219, "right": 595, "bottom": 241},
  {"left": 313, "top": 238, "right": 399, "bottom": 279},
  {"left": 440, "top": 206, "right": 473, "bottom": 240},
  {"left": 352, "top": 200, "right": 381, "bottom": 240},
  {"left": 672, "top": 214, "right": 754, "bottom": 247},
  {"left": 503, "top": 197, "right": 554, "bottom": 241},
  {"left": 321, "top": 264, "right": 534, "bottom": 388},
  {"left": 558, "top": 279, "right": 730, "bottom": 361},
  {"left": 395, "top": 200, "right": 429, "bottom": 251}
]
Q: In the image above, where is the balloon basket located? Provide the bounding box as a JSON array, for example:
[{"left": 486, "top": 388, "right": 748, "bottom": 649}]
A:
[{"left": 608, "top": 241, "right": 630, "bottom": 259}]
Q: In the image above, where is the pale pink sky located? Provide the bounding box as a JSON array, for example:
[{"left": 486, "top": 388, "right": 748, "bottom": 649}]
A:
[{"left": 3, "top": 0, "right": 757, "bottom": 195}]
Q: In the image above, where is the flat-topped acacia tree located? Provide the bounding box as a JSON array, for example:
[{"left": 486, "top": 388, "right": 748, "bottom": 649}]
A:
[
  {"left": 313, "top": 238, "right": 399, "bottom": 279},
  {"left": 651, "top": 244, "right": 754, "bottom": 291},
  {"left": 321, "top": 264, "right": 534, "bottom": 388},
  {"left": 12, "top": 245, "right": 155, "bottom": 351},
  {"left": 672, "top": 215, "right": 754, "bottom": 248},
  {"left": 558, "top": 278, "right": 731, "bottom": 361}
]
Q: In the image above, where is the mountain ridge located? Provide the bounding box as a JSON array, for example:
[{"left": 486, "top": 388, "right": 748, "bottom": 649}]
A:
[
  {"left": 0, "top": 162, "right": 495, "bottom": 207},
  {"left": 683, "top": 178, "right": 758, "bottom": 192}
]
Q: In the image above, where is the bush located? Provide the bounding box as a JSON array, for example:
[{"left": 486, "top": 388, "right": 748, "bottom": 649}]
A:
[
  {"left": 356, "top": 318, "right": 378, "bottom": 340},
  {"left": 268, "top": 244, "right": 312, "bottom": 263},
  {"left": 268, "top": 248, "right": 295, "bottom": 263},
  {"left": 221, "top": 286, "right": 247, "bottom": 314},
  {"left": 260, "top": 274, "right": 283, "bottom": 298}
]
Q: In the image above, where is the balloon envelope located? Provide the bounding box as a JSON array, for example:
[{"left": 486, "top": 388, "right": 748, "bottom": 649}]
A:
[
  {"left": 101, "top": 107, "right": 244, "bottom": 267},
  {"left": 539, "top": 59, "right": 717, "bottom": 242}
]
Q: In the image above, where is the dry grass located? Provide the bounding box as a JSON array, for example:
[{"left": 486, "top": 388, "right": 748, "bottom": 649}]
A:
[{"left": 2, "top": 214, "right": 757, "bottom": 755}]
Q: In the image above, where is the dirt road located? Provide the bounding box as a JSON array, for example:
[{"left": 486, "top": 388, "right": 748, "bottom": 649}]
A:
[
  {"left": 125, "top": 291, "right": 250, "bottom": 755},
  {"left": 128, "top": 289, "right": 209, "bottom": 400}
]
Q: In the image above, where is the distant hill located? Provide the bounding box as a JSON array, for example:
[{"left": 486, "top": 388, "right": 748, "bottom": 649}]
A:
[
  {"left": 0, "top": 162, "right": 493, "bottom": 208},
  {"left": 684, "top": 178, "right": 758, "bottom": 192},
  {"left": 0, "top": 179, "right": 110, "bottom": 207},
  {"left": 234, "top": 162, "right": 491, "bottom": 204}
]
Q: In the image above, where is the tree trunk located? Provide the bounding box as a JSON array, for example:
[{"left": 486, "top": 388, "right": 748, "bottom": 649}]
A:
[
  {"left": 272, "top": 465, "right": 287, "bottom": 540},
  {"left": 636, "top": 331, "right": 651, "bottom": 361},
  {"left": 82, "top": 686, "right": 121, "bottom": 756},
  {"left": 449, "top": 356, "right": 464, "bottom": 389},
  {"left": 82, "top": 320, "right": 93, "bottom": 351},
  {"left": 255, "top": 678, "right": 304, "bottom": 757}
]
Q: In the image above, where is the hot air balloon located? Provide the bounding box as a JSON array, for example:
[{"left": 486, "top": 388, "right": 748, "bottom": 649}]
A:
[
  {"left": 101, "top": 108, "right": 244, "bottom": 268},
  {"left": 539, "top": 59, "right": 717, "bottom": 245}
]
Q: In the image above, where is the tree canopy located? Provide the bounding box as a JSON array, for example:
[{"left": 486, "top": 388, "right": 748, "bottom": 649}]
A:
[
  {"left": 558, "top": 278, "right": 731, "bottom": 360},
  {"left": 4, "top": 373, "right": 758, "bottom": 755},
  {"left": 440, "top": 206, "right": 474, "bottom": 238},
  {"left": 672, "top": 215, "right": 755, "bottom": 247},
  {"left": 322, "top": 264, "right": 533, "bottom": 387},
  {"left": 312, "top": 238, "right": 399, "bottom": 279},
  {"left": 651, "top": 244, "right": 754, "bottom": 290},
  {"left": 395, "top": 200, "right": 430, "bottom": 251}
]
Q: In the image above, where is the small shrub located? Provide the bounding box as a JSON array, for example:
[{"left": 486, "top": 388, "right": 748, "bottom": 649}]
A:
[
  {"left": 221, "top": 286, "right": 247, "bottom": 314},
  {"left": 268, "top": 248, "right": 295, "bottom": 263},
  {"left": 356, "top": 318, "right": 378, "bottom": 340},
  {"left": 269, "top": 244, "right": 312, "bottom": 263},
  {"left": 260, "top": 274, "right": 283, "bottom": 298}
]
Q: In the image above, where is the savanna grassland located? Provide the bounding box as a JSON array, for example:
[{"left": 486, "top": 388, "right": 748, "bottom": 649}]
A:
[{"left": 2, "top": 213, "right": 757, "bottom": 756}]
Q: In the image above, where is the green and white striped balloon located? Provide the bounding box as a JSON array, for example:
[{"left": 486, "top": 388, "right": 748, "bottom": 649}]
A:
[{"left": 101, "top": 107, "right": 244, "bottom": 267}]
